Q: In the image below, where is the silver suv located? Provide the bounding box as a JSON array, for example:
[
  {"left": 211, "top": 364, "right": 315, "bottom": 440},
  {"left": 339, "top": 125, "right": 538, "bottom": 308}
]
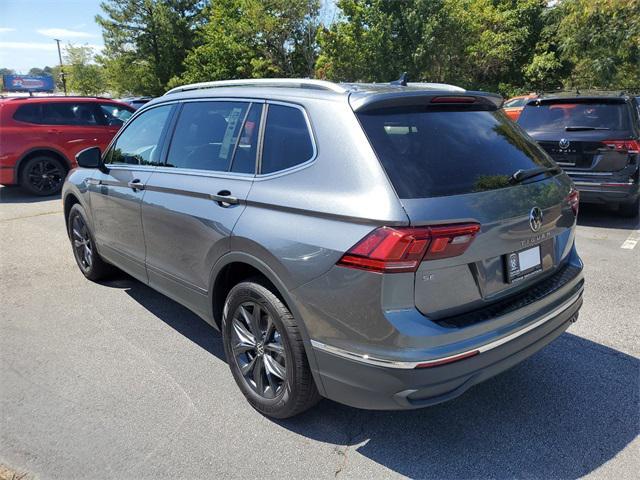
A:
[{"left": 63, "top": 79, "right": 584, "bottom": 418}]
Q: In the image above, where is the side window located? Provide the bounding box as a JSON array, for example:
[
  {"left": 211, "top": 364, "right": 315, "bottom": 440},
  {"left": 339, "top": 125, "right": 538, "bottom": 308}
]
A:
[
  {"left": 261, "top": 104, "right": 314, "bottom": 174},
  {"left": 107, "top": 105, "right": 172, "bottom": 166},
  {"left": 166, "top": 101, "right": 253, "bottom": 172},
  {"left": 99, "top": 104, "right": 134, "bottom": 127},
  {"left": 13, "top": 104, "right": 42, "bottom": 123},
  {"left": 41, "top": 103, "right": 100, "bottom": 125}
]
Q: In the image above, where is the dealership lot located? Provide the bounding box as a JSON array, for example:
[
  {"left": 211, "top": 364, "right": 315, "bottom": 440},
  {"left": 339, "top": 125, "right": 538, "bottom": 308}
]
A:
[{"left": 0, "top": 186, "right": 638, "bottom": 479}]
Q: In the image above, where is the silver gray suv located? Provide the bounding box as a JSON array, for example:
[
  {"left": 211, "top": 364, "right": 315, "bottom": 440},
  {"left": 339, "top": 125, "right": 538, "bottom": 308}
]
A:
[{"left": 63, "top": 79, "right": 584, "bottom": 418}]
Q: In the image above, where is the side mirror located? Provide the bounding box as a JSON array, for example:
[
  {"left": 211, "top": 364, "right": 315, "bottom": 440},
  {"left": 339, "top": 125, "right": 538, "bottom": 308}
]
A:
[{"left": 76, "top": 146, "right": 102, "bottom": 169}]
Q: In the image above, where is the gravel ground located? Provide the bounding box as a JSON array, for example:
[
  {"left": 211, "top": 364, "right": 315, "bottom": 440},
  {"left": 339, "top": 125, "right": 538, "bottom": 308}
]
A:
[{"left": 1, "top": 185, "right": 638, "bottom": 480}]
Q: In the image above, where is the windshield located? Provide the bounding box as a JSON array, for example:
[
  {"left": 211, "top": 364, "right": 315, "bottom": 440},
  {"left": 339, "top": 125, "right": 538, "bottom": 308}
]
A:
[
  {"left": 518, "top": 101, "right": 631, "bottom": 132},
  {"left": 357, "top": 106, "right": 554, "bottom": 198},
  {"left": 100, "top": 104, "right": 134, "bottom": 126}
]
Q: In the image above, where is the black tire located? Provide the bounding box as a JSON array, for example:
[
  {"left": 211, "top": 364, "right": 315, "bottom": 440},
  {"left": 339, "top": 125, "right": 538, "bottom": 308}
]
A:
[
  {"left": 20, "top": 155, "right": 67, "bottom": 196},
  {"left": 618, "top": 197, "right": 639, "bottom": 218},
  {"left": 222, "top": 279, "right": 321, "bottom": 418},
  {"left": 67, "top": 203, "right": 114, "bottom": 281}
]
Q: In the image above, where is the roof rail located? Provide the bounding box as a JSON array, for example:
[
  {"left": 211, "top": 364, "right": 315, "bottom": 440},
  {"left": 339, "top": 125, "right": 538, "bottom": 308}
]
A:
[{"left": 165, "top": 78, "right": 348, "bottom": 95}]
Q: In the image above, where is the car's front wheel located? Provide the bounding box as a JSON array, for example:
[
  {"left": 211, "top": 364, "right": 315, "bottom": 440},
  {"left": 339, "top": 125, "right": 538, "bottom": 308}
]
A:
[
  {"left": 67, "top": 203, "right": 113, "bottom": 281},
  {"left": 222, "top": 279, "right": 321, "bottom": 418},
  {"left": 20, "top": 155, "right": 66, "bottom": 196}
]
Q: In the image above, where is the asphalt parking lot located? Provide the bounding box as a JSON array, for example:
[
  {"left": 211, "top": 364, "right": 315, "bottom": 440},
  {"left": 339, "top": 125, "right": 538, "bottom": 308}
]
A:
[{"left": 1, "top": 185, "right": 638, "bottom": 480}]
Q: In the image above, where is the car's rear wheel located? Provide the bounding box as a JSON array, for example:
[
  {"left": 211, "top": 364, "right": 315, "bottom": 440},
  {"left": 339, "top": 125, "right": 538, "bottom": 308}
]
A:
[
  {"left": 222, "top": 279, "right": 321, "bottom": 418},
  {"left": 618, "top": 197, "right": 639, "bottom": 218},
  {"left": 20, "top": 155, "right": 66, "bottom": 196},
  {"left": 68, "top": 204, "right": 113, "bottom": 281}
]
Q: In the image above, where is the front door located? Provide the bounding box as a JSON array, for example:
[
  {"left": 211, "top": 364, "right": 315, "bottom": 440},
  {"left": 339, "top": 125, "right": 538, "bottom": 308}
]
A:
[
  {"left": 89, "top": 104, "right": 175, "bottom": 283},
  {"left": 141, "top": 100, "right": 263, "bottom": 315}
]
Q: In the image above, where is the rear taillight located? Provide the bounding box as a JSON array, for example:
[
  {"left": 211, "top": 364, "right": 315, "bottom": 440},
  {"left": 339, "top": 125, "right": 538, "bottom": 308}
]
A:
[
  {"left": 567, "top": 188, "right": 579, "bottom": 215},
  {"left": 601, "top": 139, "right": 640, "bottom": 154},
  {"left": 430, "top": 96, "right": 476, "bottom": 104},
  {"left": 337, "top": 223, "right": 480, "bottom": 273}
]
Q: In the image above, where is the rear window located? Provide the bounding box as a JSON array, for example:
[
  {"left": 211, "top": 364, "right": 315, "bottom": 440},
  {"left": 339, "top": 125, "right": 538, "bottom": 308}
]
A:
[
  {"left": 504, "top": 98, "right": 527, "bottom": 108},
  {"left": 518, "top": 100, "right": 631, "bottom": 132},
  {"left": 357, "top": 106, "right": 554, "bottom": 198}
]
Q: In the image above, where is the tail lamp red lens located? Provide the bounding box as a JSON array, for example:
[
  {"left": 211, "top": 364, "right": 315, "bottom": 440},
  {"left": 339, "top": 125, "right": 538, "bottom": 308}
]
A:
[
  {"left": 602, "top": 139, "right": 640, "bottom": 154},
  {"left": 337, "top": 223, "right": 481, "bottom": 273},
  {"left": 567, "top": 188, "right": 579, "bottom": 215},
  {"left": 430, "top": 96, "right": 476, "bottom": 104}
]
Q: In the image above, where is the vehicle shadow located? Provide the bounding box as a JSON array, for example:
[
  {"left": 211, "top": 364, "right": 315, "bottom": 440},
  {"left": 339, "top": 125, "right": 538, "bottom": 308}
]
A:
[
  {"left": 577, "top": 203, "right": 639, "bottom": 230},
  {"left": 0, "top": 185, "right": 61, "bottom": 204},
  {"left": 108, "top": 274, "right": 639, "bottom": 479}
]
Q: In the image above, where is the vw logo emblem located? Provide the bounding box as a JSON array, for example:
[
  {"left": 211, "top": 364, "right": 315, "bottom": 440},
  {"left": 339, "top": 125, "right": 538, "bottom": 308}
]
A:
[
  {"left": 529, "top": 207, "right": 543, "bottom": 232},
  {"left": 559, "top": 138, "right": 570, "bottom": 150}
]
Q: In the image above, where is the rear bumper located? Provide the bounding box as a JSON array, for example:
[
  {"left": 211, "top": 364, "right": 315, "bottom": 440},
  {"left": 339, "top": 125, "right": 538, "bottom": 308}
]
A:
[
  {"left": 571, "top": 177, "right": 639, "bottom": 205},
  {"left": 311, "top": 279, "right": 584, "bottom": 410}
]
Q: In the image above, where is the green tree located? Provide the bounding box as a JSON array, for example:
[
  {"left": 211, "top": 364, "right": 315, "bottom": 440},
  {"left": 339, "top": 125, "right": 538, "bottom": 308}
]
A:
[
  {"left": 96, "top": 0, "right": 207, "bottom": 95},
  {"left": 64, "top": 44, "right": 107, "bottom": 95},
  {"left": 554, "top": 0, "right": 640, "bottom": 89},
  {"left": 178, "top": 0, "right": 320, "bottom": 85},
  {"left": 315, "top": 0, "right": 546, "bottom": 94}
]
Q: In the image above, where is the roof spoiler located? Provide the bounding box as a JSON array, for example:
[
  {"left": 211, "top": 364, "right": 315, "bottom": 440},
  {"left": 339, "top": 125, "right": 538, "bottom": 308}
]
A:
[{"left": 350, "top": 91, "right": 503, "bottom": 112}]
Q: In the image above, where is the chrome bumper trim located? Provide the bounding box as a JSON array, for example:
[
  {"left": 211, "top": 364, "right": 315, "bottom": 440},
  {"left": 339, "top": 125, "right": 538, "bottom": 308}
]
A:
[{"left": 311, "top": 290, "right": 583, "bottom": 369}]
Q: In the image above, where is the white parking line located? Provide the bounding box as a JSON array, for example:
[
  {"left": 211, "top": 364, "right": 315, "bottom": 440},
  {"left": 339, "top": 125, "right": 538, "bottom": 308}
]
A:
[{"left": 621, "top": 223, "right": 640, "bottom": 249}]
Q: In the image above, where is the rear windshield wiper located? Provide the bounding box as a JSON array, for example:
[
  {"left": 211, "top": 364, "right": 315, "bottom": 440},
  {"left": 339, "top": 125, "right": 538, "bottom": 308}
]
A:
[
  {"left": 509, "top": 166, "right": 561, "bottom": 184},
  {"left": 565, "top": 126, "right": 610, "bottom": 131}
]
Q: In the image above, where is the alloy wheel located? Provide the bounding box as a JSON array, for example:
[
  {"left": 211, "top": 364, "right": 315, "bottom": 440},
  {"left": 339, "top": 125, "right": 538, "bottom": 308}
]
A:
[
  {"left": 231, "top": 301, "right": 287, "bottom": 399},
  {"left": 72, "top": 214, "right": 93, "bottom": 271},
  {"left": 26, "top": 159, "right": 64, "bottom": 194}
]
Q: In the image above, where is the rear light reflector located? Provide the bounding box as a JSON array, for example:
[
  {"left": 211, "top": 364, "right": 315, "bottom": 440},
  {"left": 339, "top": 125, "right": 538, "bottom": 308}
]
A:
[
  {"left": 601, "top": 139, "right": 640, "bottom": 154},
  {"left": 337, "top": 223, "right": 480, "bottom": 273},
  {"left": 415, "top": 349, "right": 480, "bottom": 368},
  {"left": 431, "top": 96, "right": 476, "bottom": 104},
  {"left": 567, "top": 188, "right": 579, "bottom": 215}
]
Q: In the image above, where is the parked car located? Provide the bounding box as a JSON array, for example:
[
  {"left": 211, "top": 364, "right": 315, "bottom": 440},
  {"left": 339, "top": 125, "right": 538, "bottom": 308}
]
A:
[
  {"left": 0, "top": 96, "right": 134, "bottom": 195},
  {"left": 502, "top": 93, "right": 537, "bottom": 121},
  {"left": 63, "top": 79, "right": 584, "bottom": 418},
  {"left": 518, "top": 92, "right": 640, "bottom": 217},
  {"left": 118, "top": 96, "right": 153, "bottom": 110}
]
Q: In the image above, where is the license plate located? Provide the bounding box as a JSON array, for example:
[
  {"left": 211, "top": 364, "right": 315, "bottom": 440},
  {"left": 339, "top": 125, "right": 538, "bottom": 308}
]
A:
[{"left": 505, "top": 246, "right": 542, "bottom": 283}]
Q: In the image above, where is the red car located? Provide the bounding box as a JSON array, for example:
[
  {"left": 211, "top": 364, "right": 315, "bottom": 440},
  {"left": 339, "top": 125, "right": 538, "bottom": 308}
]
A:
[{"left": 0, "top": 97, "right": 134, "bottom": 195}]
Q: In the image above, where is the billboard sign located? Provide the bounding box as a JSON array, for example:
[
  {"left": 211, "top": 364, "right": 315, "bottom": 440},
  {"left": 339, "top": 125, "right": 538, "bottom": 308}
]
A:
[{"left": 2, "top": 75, "right": 55, "bottom": 92}]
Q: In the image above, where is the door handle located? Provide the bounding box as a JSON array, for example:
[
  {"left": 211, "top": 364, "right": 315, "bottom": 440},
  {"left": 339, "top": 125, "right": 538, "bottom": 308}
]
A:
[
  {"left": 210, "top": 190, "right": 238, "bottom": 207},
  {"left": 127, "top": 179, "right": 145, "bottom": 191}
]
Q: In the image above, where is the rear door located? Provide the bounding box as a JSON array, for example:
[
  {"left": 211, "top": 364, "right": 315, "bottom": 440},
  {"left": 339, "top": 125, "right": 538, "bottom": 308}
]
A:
[
  {"left": 40, "top": 102, "right": 111, "bottom": 163},
  {"left": 518, "top": 98, "right": 639, "bottom": 176},
  {"left": 89, "top": 103, "right": 175, "bottom": 282},
  {"left": 141, "top": 100, "right": 262, "bottom": 314},
  {"left": 357, "top": 104, "right": 577, "bottom": 319}
]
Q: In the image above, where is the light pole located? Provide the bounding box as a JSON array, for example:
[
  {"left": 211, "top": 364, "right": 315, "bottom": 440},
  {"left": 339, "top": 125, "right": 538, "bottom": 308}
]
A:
[{"left": 54, "top": 39, "right": 67, "bottom": 95}]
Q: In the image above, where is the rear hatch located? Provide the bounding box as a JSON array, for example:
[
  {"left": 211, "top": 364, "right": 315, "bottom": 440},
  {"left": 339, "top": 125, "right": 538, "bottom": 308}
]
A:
[
  {"left": 518, "top": 97, "right": 638, "bottom": 175},
  {"left": 354, "top": 95, "right": 578, "bottom": 321}
]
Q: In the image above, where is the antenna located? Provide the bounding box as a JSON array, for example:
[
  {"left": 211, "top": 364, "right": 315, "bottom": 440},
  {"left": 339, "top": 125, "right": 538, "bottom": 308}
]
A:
[{"left": 391, "top": 72, "right": 408, "bottom": 87}]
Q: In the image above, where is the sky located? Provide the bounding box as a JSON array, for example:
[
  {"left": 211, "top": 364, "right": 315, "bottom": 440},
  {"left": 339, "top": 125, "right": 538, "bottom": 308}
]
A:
[
  {"left": 0, "top": 0, "right": 338, "bottom": 75},
  {"left": 0, "top": 0, "right": 105, "bottom": 74}
]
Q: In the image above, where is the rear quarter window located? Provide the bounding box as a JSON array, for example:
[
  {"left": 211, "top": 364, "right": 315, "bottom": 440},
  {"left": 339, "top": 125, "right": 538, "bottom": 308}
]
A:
[
  {"left": 261, "top": 104, "right": 314, "bottom": 174},
  {"left": 357, "top": 106, "right": 554, "bottom": 198},
  {"left": 13, "top": 104, "right": 42, "bottom": 123}
]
